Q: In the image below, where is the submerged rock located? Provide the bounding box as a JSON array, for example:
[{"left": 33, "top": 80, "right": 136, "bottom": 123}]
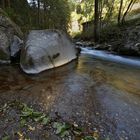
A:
[
  {"left": 0, "top": 8, "right": 23, "bottom": 63},
  {"left": 20, "top": 30, "right": 77, "bottom": 74}
]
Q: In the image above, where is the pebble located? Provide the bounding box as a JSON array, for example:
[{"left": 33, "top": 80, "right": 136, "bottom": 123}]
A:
[
  {"left": 100, "top": 128, "right": 104, "bottom": 132},
  {"left": 122, "top": 130, "right": 126, "bottom": 134},
  {"left": 125, "top": 137, "right": 128, "bottom": 140},
  {"left": 135, "top": 118, "right": 139, "bottom": 122},
  {"left": 93, "top": 127, "right": 97, "bottom": 131},
  {"left": 96, "top": 112, "right": 99, "bottom": 115},
  {"left": 73, "top": 122, "right": 78, "bottom": 127},
  {"left": 115, "top": 113, "right": 119, "bottom": 117}
]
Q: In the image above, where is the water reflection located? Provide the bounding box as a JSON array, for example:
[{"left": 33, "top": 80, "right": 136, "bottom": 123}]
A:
[
  {"left": 0, "top": 54, "right": 140, "bottom": 96},
  {"left": 0, "top": 55, "right": 140, "bottom": 96},
  {"left": 77, "top": 54, "right": 140, "bottom": 95}
]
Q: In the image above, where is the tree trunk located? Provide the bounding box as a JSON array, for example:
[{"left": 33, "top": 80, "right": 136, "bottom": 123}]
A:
[
  {"left": 118, "top": 0, "right": 123, "bottom": 25},
  {"left": 37, "top": 0, "right": 40, "bottom": 28},
  {"left": 43, "top": 1, "right": 47, "bottom": 28},
  {"left": 105, "top": 0, "right": 115, "bottom": 24},
  {"left": 94, "top": 0, "right": 99, "bottom": 42},
  {"left": 121, "top": 0, "right": 136, "bottom": 24},
  {"left": 1, "top": 0, "right": 5, "bottom": 9},
  {"left": 7, "top": 0, "right": 11, "bottom": 8}
]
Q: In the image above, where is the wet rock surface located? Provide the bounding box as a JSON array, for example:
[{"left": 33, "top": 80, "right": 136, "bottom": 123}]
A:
[
  {"left": 0, "top": 54, "right": 140, "bottom": 139},
  {"left": 20, "top": 30, "right": 77, "bottom": 74}
]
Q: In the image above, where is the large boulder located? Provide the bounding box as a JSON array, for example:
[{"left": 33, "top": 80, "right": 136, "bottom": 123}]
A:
[
  {"left": 0, "top": 8, "right": 23, "bottom": 63},
  {"left": 20, "top": 30, "right": 77, "bottom": 74}
]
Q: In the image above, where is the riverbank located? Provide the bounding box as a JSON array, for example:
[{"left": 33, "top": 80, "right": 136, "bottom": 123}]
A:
[
  {"left": 74, "top": 18, "right": 140, "bottom": 57},
  {"left": 0, "top": 54, "right": 140, "bottom": 140}
]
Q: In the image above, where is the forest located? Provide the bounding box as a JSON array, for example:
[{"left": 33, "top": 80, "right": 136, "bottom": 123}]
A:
[
  {"left": 0, "top": 0, "right": 140, "bottom": 140},
  {"left": 1, "top": 0, "right": 140, "bottom": 37}
]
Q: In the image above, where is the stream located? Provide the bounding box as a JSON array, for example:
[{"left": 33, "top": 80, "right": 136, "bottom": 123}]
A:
[{"left": 0, "top": 49, "right": 140, "bottom": 140}]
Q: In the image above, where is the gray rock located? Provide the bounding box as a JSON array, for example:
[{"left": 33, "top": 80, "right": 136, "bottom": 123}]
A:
[
  {"left": 75, "top": 41, "right": 94, "bottom": 47},
  {"left": 134, "top": 43, "right": 140, "bottom": 53},
  {"left": 0, "top": 29, "right": 10, "bottom": 61},
  {"left": 94, "top": 43, "right": 110, "bottom": 50},
  {"left": 10, "top": 35, "right": 23, "bottom": 57},
  {"left": 20, "top": 30, "right": 77, "bottom": 74},
  {"left": 0, "top": 8, "right": 23, "bottom": 38},
  {"left": 0, "top": 8, "right": 23, "bottom": 63}
]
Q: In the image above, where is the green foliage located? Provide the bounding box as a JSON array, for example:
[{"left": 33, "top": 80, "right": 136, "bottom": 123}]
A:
[
  {"left": 28, "top": 0, "right": 72, "bottom": 31},
  {"left": 53, "top": 122, "right": 71, "bottom": 137},
  {"left": 1, "top": 136, "right": 10, "bottom": 140},
  {"left": 4, "top": 0, "right": 30, "bottom": 32},
  {"left": 1, "top": 0, "right": 139, "bottom": 43},
  {"left": 82, "top": 25, "right": 94, "bottom": 40},
  {"left": 70, "top": 0, "right": 94, "bottom": 25},
  {"left": 70, "top": 0, "right": 139, "bottom": 37},
  {"left": 100, "top": 24, "right": 122, "bottom": 42},
  {"left": 43, "top": 0, "right": 71, "bottom": 31},
  {"left": 20, "top": 104, "right": 50, "bottom": 125},
  {"left": 83, "top": 136, "right": 95, "bottom": 140},
  {"left": 0, "top": 101, "right": 102, "bottom": 139},
  {"left": 20, "top": 119, "right": 26, "bottom": 127},
  {"left": 1, "top": 0, "right": 72, "bottom": 32}
]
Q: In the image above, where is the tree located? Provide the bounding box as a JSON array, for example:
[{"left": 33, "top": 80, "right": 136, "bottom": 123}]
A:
[
  {"left": 0, "top": 0, "right": 11, "bottom": 9},
  {"left": 37, "top": 0, "right": 40, "bottom": 27},
  {"left": 43, "top": 0, "right": 47, "bottom": 28},
  {"left": 121, "top": 0, "right": 136, "bottom": 24},
  {"left": 118, "top": 0, "right": 123, "bottom": 25},
  {"left": 94, "top": 0, "right": 99, "bottom": 42}
]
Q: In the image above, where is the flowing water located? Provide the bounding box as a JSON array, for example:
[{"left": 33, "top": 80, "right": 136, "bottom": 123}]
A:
[{"left": 0, "top": 50, "right": 140, "bottom": 139}]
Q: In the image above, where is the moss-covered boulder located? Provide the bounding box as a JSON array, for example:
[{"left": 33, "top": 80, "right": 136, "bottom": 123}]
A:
[{"left": 0, "top": 8, "right": 23, "bottom": 63}]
